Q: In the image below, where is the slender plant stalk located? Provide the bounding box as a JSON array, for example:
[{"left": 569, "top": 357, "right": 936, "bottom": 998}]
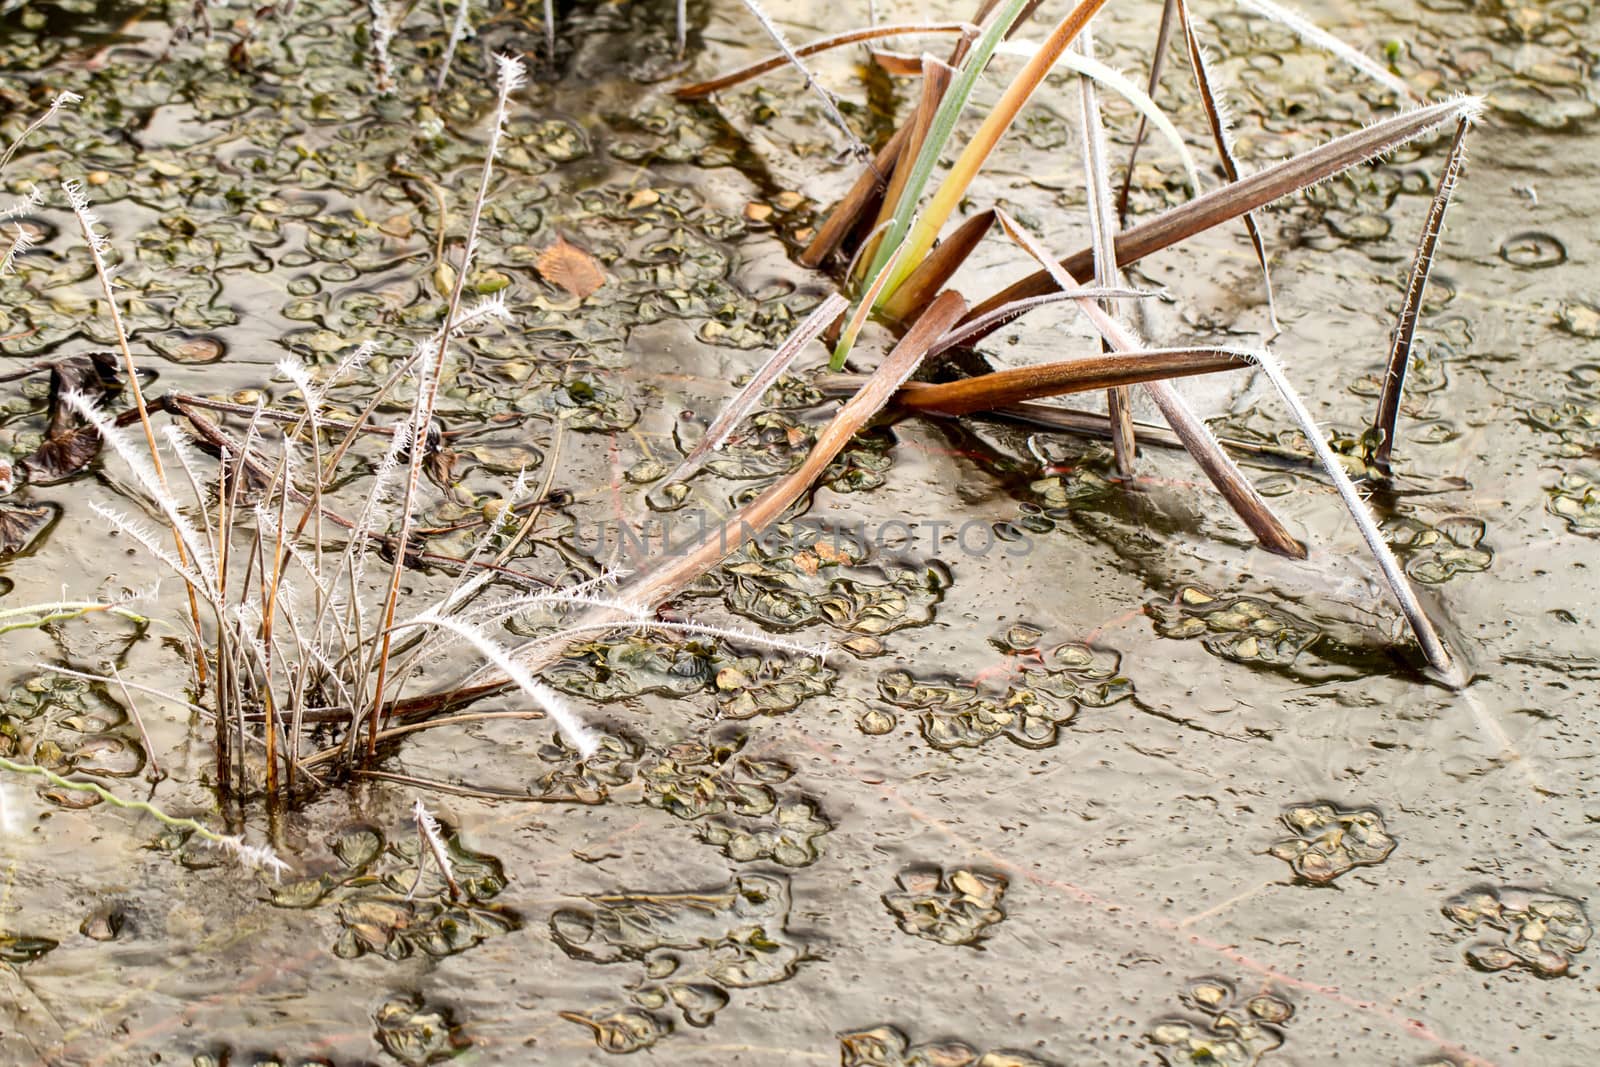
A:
[
  {"left": 411, "top": 799, "right": 461, "bottom": 899},
  {"left": 1232, "top": 0, "right": 1415, "bottom": 100},
  {"left": 925, "top": 288, "right": 1146, "bottom": 357},
  {"left": 1174, "top": 0, "right": 1277, "bottom": 330},
  {"left": 436, "top": 0, "right": 472, "bottom": 90},
  {"left": 1248, "top": 350, "right": 1456, "bottom": 677},
  {"left": 674, "top": 22, "right": 971, "bottom": 98},
  {"left": 736, "top": 0, "right": 867, "bottom": 158},
  {"left": 1074, "top": 23, "right": 1137, "bottom": 475},
  {"left": 1117, "top": 0, "right": 1177, "bottom": 224},
  {"left": 110, "top": 665, "right": 163, "bottom": 782},
  {"left": 0, "top": 600, "right": 148, "bottom": 636},
  {"left": 0, "top": 91, "right": 81, "bottom": 174},
  {"left": 1372, "top": 117, "right": 1470, "bottom": 473},
  {"left": 368, "top": 56, "right": 525, "bottom": 750},
  {"left": 61, "top": 179, "right": 210, "bottom": 685}
]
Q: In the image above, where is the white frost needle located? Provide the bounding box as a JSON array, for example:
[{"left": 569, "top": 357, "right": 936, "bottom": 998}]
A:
[
  {"left": 0, "top": 185, "right": 43, "bottom": 222},
  {"left": 1, "top": 222, "right": 38, "bottom": 275},
  {"left": 61, "top": 177, "right": 113, "bottom": 258}
]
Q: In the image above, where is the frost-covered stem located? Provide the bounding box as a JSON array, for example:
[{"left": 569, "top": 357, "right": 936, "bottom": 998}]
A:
[
  {"left": 1232, "top": 0, "right": 1416, "bottom": 101},
  {"left": 736, "top": 0, "right": 866, "bottom": 157},
  {"left": 258, "top": 433, "right": 296, "bottom": 801},
  {"left": 0, "top": 755, "right": 290, "bottom": 880},
  {"left": 437, "top": 0, "right": 473, "bottom": 90},
  {"left": 1372, "top": 117, "right": 1470, "bottom": 472},
  {"left": 403, "top": 610, "right": 599, "bottom": 756},
  {"left": 368, "top": 0, "right": 397, "bottom": 94},
  {"left": 1174, "top": 0, "right": 1278, "bottom": 331},
  {"left": 0, "top": 91, "right": 82, "bottom": 174},
  {"left": 1117, "top": 0, "right": 1177, "bottom": 224},
  {"left": 1249, "top": 349, "right": 1455, "bottom": 677},
  {"left": 220, "top": 409, "right": 267, "bottom": 792},
  {"left": 675, "top": 0, "right": 687, "bottom": 57},
  {"left": 366, "top": 345, "right": 438, "bottom": 756},
  {"left": 544, "top": 0, "right": 556, "bottom": 61},
  {"left": 62, "top": 179, "right": 209, "bottom": 684},
  {"left": 411, "top": 799, "right": 460, "bottom": 899},
  {"left": 368, "top": 57, "right": 525, "bottom": 748}
]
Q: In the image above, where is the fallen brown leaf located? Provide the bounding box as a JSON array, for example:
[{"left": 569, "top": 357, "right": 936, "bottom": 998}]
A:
[{"left": 536, "top": 237, "right": 605, "bottom": 300}]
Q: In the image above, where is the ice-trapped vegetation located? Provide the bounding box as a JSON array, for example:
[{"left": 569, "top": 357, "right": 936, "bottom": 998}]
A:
[{"left": 0, "top": 0, "right": 1595, "bottom": 1062}]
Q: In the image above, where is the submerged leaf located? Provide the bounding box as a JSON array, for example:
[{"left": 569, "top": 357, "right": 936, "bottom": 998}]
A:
[
  {"left": 537, "top": 237, "right": 605, "bottom": 299},
  {"left": 0, "top": 502, "right": 56, "bottom": 557},
  {"left": 19, "top": 423, "right": 101, "bottom": 484}
]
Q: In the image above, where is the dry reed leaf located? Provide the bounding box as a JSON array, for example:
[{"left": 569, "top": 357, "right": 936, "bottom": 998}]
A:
[{"left": 537, "top": 237, "right": 605, "bottom": 300}]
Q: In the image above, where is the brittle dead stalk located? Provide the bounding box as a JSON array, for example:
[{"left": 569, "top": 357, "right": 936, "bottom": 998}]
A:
[
  {"left": 367, "top": 53, "right": 526, "bottom": 751},
  {"left": 61, "top": 178, "right": 210, "bottom": 684}
]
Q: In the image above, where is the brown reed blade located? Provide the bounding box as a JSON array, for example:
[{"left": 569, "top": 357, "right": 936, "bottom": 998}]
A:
[
  {"left": 812, "top": 376, "right": 1313, "bottom": 462},
  {"left": 1372, "top": 116, "right": 1471, "bottom": 474},
  {"left": 673, "top": 22, "right": 972, "bottom": 98},
  {"left": 961, "top": 97, "right": 1483, "bottom": 339},
  {"left": 876, "top": 347, "right": 1250, "bottom": 416}
]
